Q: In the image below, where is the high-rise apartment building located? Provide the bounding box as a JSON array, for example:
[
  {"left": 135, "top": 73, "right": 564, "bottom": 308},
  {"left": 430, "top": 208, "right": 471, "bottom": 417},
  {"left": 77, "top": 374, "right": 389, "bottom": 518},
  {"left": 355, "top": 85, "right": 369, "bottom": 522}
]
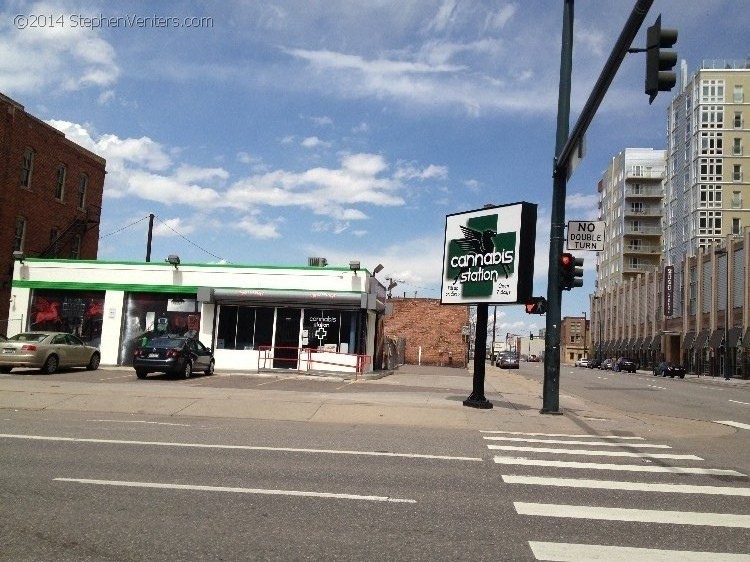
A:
[
  {"left": 595, "top": 148, "right": 667, "bottom": 291},
  {"left": 665, "top": 60, "right": 750, "bottom": 265}
]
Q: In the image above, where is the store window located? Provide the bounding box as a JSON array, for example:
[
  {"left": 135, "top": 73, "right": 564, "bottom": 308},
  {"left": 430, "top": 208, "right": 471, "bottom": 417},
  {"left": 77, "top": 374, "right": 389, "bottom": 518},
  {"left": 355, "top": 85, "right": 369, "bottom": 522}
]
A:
[
  {"left": 216, "top": 305, "right": 275, "bottom": 350},
  {"left": 28, "top": 290, "right": 105, "bottom": 346},
  {"left": 119, "top": 292, "right": 200, "bottom": 365}
]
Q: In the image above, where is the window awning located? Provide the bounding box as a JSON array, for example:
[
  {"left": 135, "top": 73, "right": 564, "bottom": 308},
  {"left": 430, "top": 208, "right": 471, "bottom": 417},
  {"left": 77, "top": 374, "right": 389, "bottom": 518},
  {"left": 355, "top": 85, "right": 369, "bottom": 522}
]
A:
[
  {"left": 726, "top": 327, "right": 743, "bottom": 348},
  {"left": 709, "top": 329, "right": 725, "bottom": 348},
  {"left": 641, "top": 336, "right": 652, "bottom": 350},
  {"left": 693, "top": 330, "right": 710, "bottom": 350},
  {"left": 651, "top": 334, "right": 661, "bottom": 350},
  {"left": 633, "top": 337, "right": 644, "bottom": 351},
  {"left": 209, "top": 287, "right": 369, "bottom": 309},
  {"left": 682, "top": 332, "right": 695, "bottom": 349}
]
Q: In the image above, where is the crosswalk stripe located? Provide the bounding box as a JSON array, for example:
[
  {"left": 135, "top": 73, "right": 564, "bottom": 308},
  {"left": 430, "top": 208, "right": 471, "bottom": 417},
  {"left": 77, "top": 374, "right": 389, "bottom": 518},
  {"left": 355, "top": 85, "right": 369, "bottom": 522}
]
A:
[
  {"left": 480, "top": 430, "right": 644, "bottom": 440},
  {"left": 502, "top": 475, "right": 750, "bottom": 496},
  {"left": 515, "top": 502, "right": 750, "bottom": 528},
  {"left": 483, "top": 436, "right": 670, "bottom": 448},
  {"left": 493, "top": 456, "right": 744, "bottom": 476},
  {"left": 715, "top": 420, "right": 750, "bottom": 431},
  {"left": 488, "top": 445, "right": 701, "bottom": 460},
  {"left": 529, "top": 541, "right": 750, "bottom": 561}
]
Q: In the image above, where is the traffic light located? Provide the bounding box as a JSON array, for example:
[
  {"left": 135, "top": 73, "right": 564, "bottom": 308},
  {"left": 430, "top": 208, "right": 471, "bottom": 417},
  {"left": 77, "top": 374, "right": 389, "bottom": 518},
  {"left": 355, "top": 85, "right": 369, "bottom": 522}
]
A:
[
  {"left": 645, "top": 15, "right": 678, "bottom": 104},
  {"left": 560, "top": 253, "right": 584, "bottom": 291},
  {"left": 525, "top": 296, "right": 547, "bottom": 315}
]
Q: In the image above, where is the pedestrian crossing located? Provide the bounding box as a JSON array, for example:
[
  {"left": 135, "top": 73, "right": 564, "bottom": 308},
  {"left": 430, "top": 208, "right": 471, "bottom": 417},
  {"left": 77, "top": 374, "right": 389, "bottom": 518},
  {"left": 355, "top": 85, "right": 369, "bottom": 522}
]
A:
[{"left": 480, "top": 429, "right": 750, "bottom": 560}]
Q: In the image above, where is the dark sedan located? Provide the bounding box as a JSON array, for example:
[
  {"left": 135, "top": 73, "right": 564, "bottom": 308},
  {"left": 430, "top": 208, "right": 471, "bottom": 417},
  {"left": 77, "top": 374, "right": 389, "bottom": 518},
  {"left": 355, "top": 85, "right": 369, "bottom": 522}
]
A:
[
  {"left": 133, "top": 336, "right": 214, "bottom": 379},
  {"left": 614, "top": 357, "right": 637, "bottom": 373},
  {"left": 653, "top": 361, "right": 686, "bottom": 378}
]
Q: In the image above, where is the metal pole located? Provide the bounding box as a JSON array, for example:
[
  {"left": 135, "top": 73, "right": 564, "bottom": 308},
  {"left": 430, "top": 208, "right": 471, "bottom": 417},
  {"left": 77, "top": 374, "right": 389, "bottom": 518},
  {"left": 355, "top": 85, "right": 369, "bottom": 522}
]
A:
[
  {"left": 492, "top": 305, "right": 497, "bottom": 361},
  {"left": 724, "top": 252, "right": 731, "bottom": 379},
  {"left": 583, "top": 311, "right": 588, "bottom": 358},
  {"left": 464, "top": 303, "right": 493, "bottom": 408},
  {"left": 145, "top": 213, "right": 154, "bottom": 262}
]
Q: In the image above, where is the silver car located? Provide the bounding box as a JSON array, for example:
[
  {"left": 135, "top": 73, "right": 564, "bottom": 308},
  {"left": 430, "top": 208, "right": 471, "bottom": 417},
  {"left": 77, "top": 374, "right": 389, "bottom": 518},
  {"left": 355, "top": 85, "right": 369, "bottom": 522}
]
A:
[{"left": 0, "top": 332, "right": 100, "bottom": 374}]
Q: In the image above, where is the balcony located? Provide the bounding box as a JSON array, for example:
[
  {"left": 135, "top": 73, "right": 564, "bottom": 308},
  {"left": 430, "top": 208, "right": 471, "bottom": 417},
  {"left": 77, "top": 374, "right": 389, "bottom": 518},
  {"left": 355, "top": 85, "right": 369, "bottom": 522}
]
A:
[
  {"left": 625, "top": 169, "right": 665, "bottom": 180},
  {"left": 623, "top": 242, "right": 661, "bottom": 255},
  {"left": 622, "top": 262, "right": 659, "bottom": 274},
  {"left": 624, "top": 207, "right": 662, "bottom": 218},
  {"left": 625, "top": 186, "right": 663, "bottom": 198},
  {"left": 625, "top": 224, "right": 662, "bottom": 235}
]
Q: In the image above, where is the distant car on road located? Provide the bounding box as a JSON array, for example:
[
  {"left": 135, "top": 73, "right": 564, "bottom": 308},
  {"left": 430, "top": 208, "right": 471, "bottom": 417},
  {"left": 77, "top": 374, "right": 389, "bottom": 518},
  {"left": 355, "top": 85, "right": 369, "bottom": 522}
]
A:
[
  {"left": 614, "top": 357, "right": 637, "bottom": 373},
  {"left": 496, "top": 352, "right": 519, "bottom": 369},
  {"left": 575, "top": 358, "right": 590, "bottom": 367},
  {"left": 133, "top": 336, "right": 214, "bottom": 379},
  {"left": 587, "top": 358, "right": 602, "bottom": 369},
  {"left": 0, "top": 331, "right": 100, "bottom": 374},
  {"left": 600, "top": 358, "right": 614, "bottom": 370},
  {"left": 653, "top": 361, "right": 686, "bottom": 378},
  {"left": 527, "top": 354, "right": 540, "bottom": 362}
]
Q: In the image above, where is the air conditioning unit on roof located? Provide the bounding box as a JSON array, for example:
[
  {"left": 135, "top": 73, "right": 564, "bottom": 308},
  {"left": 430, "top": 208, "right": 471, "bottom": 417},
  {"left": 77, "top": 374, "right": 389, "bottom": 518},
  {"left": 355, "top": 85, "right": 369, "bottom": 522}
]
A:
[{"left": 308, "top": 257, "right": 328, "bottom": 267}]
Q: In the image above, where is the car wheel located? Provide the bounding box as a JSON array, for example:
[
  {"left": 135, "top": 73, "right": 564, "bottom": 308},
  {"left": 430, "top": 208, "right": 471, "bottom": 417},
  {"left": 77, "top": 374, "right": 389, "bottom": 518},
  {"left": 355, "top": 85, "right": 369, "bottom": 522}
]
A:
[
  {"left": 205, "top": 359, "right": 215, "bottom": 376},
  {"left": 661, "top": 372, "right": 668, "bottom": 377},
  {"left": 42, "top": 354, "right": 59, "bottom": 374},
  {"left": 86, "top": 352, "right": 100, "bottom": 371},
  {"left": 670, "top": 374, "right": 675, "bottom": 378},
  {"left": 136, "top": 369, "right": 148, "bottom": 379},
  {"left": 182, "top": 360, "right": 192, "bottom": 379},
  {"left": 679, "top": 374, "right": 685, "bottom": 379},
  {"left": 0, "top": 366, "right": 11, "bottom": 374}
]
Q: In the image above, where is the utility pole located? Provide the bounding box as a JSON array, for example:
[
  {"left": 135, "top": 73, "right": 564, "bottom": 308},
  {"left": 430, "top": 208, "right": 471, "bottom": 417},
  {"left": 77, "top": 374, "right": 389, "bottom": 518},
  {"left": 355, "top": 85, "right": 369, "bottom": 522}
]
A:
[
  {"left": 145, "top": 213, "right": 154, "bottom": 262},
  {"left": 543, "top": 0, "right": 654, "bottom": 413}
]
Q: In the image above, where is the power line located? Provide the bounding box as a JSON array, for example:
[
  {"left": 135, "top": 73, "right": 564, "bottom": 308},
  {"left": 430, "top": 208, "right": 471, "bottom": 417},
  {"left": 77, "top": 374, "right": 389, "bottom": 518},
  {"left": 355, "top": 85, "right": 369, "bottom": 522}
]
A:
[
  {"left": 99, "top": 215, "right": 150, "bottom": 239},
  {"left": 152, "top": 215, "right": 230, "bottom": 263}
]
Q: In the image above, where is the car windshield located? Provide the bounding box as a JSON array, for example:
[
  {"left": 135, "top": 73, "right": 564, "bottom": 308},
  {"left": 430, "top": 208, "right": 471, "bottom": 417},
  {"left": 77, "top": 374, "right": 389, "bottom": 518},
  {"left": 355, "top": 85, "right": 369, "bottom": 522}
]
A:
[
  {"left": 145, "top": 337, "right": 185, "bottom": 348},
  {"left": 8, "top": 333, "right": 49, "bottom": 342}
]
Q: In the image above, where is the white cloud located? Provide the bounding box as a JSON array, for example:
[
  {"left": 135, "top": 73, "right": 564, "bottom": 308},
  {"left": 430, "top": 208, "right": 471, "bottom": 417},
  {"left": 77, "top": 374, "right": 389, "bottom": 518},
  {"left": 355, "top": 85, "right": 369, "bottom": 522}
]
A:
[
  {"left": 152, "top": 217, "right": 195, "bottom": 237},
  {"left": 301, "top": 136, "right": 331, "bottom": 148},
  {"left": 233, "top": 214, "right": 283, "bottom": 239}
]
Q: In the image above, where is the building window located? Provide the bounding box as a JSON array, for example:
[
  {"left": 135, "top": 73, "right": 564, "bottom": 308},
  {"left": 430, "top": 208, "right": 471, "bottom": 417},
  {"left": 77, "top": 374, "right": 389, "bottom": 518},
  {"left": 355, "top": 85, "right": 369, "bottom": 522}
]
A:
[
  {"left": 734, "top": 112, "right": 743, "bottom": 128},
  {"left": 700, "top": 184, "right": 722, "bottom": 208},
  {"left": 700, "top": 131, "right": 723, "bottom": 155},
  {"left": 732, "top": 218, "right": 741, "bottom": 235},
  {"left": 77, "top": 174, "right": 88, "bottom": 209},
  {"left": 732, "top": 191, "right": 742, "bottom": 208},
  {"left": 733, "top": 165, "right": 743, "bottom": 182},
  {"left": 55, "top": 164, "right": 67, "bottom": 201},
  {"left": 734, "top": 85, "right": 744, "bottom": 103},
  {"left": 20, "top": 147, "right": 34, "bottom": 188},
  {"left": 13, "top": 217, "right": 27, "bottom": 252},
  {"left": 70, "top": 235, "right": 81, "bottom": 259},
  {"left": 701, "top": 80, "right": 725, "bottom": 102},
  {"left": 733, "top": 138, "right": 743, "bottom": 156},
  {"left": 700, "top": 106, "right": 724, "bottom": 128}
]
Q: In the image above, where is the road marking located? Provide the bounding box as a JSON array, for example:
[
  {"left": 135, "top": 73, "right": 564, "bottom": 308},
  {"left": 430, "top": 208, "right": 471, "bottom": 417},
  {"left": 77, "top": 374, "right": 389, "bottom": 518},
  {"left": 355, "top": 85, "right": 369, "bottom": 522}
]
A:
[
  {"left": 715, "top": 420, "right": 750, "bottom": 431},
  {"left": 98, "top": 374, "right": 133, "bottom": 381},
  {"left": 54, "top": 478, "right": 416, "bottom": 503},
  {"left": 729, "top": 400, "right": 750, "bottom": 406},
  {"left": 647, "top": 384, "right": 667, "bottom": 390},
  {"left": 0, "top": 434, "right": 482, "bottom": 462},
  {"left": 488, "top": 446, "right": 701, "bottom": 460},
  {"left": 529, "top": 541, "right": 750, "bottom": 561},
  {"left": 515, "top": 502, "right": 750, "bottom": 528},
  {"left": 86, "top": 419, "right": 193, "bottom": 427},
  {"left": 483, "top": 437, "right": 670, "bottom": 448},
  {"left": 480, "top": 430, "right": 644, "bottom": 440},
  {"left": 502, "top": 475, "right": 750, "bottom": 496},
  {"left": 493, "top": 456, "right": 743, "bottom": 476}
]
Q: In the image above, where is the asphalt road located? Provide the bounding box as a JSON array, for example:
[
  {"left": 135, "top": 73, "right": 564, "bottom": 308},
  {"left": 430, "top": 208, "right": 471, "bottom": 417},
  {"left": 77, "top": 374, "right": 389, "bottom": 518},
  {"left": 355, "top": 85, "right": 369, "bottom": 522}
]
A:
[{"left": 1, "top": 365, "right": 749, "bottom": 560}]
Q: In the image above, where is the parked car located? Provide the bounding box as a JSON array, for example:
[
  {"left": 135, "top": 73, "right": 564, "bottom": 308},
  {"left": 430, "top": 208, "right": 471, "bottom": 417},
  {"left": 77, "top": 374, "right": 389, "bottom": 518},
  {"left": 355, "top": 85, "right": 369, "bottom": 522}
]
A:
[
  {"left": 496, "top": 352, "right": 519, "bottom": 369},
  {"left": 527, "top": 354, "right": 540, "bottom": 362},
  {"left": 0, "top": 331, "right": 100, "bottom": 374},
  {"left": 587, "top": 358, "right": 602, "bottom": 369},
  {"left": 614, "top": 357, "right": 637, "bottom": 373},
  {"left": 653, "top": 361, "right": 686, "bottom": 378},
  {"left": 600, "top": 358, "right": 614, "bottom": 370},
  {"left": 133, "top": 336, "right": 214, "bottom": 379},
  {"left": 575, "top": 358, "right": 590, "bottom": 368}
]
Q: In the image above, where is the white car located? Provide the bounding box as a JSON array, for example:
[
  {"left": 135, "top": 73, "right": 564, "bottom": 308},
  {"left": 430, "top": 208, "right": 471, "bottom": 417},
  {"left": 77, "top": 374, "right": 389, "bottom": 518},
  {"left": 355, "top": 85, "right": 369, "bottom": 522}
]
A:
[{"left": 575, "top": 358, "right": 590, "bottom": 367}]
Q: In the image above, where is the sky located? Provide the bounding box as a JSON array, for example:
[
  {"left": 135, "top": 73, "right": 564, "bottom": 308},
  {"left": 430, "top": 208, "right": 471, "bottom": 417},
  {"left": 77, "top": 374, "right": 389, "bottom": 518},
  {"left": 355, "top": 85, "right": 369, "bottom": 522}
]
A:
[{"left": 2, "top": 0, "right": 748, "bottom": 339}]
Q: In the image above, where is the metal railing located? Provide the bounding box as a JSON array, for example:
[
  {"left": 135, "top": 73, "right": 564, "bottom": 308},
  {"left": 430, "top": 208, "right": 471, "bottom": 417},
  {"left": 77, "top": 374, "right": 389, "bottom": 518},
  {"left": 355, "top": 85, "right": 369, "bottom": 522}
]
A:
[{"left": 257, "top": 346, "right": 371, "bottom": 378}]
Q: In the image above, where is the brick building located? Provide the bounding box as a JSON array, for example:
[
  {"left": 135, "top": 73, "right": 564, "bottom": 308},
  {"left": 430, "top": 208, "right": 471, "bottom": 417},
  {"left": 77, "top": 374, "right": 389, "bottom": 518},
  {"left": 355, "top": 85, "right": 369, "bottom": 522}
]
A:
[
  {"left": 384, "top": 298, "right": 469, "bottom": 368},
  {"left": 1, "top": 93, "right": 105, "bottom": 334}
]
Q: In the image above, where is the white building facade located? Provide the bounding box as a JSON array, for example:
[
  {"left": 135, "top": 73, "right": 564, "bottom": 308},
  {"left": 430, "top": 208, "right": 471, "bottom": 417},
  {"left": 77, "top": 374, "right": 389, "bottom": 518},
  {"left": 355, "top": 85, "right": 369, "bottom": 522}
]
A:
[{"left": 9, "top": 258, "right": 386, "bottom": 375}]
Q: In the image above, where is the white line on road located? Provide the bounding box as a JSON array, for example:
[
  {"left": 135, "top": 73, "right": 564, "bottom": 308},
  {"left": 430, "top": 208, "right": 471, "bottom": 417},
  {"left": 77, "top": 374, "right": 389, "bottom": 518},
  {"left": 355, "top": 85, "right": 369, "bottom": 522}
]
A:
[
  {"left": 493, "top": 456, "right": 744, "bottom": 476},
  {"left": 483, "top": 437, "right": 670, "bottom": 448},
  {"left": 502, "top": 475, "right": 750, "bottom": 496},
  {"left": 98, "top": 374, "right": 133, "bottom": 381},
  {"left": 488, "top": 445, "right": 701, "bottom": 460},
  {"left": 0, "top": 434, "right": 482, "bottom": 462},
  {"left": 715, "top": 420, "right": 750, "bottom": 431},
  {"left": 529, "top": 541, "right": 750, "bottom": 561},
  {"left": 647, "top": 384, "right": 667, "bottom": 390},
  {"left": 729, "top": 400, "right": 750, "bottom": 406},
  {"left": 515, "top": 502, "right": 750, "bottom": 528},
  {"left": 480, "top": 430, "right": 644, "bottom": 440},
  {"left": 54, "top": 478, "right": 416, "bottom": 503},
  {"left": 86, "top": 419, "right": 193, "bottom": 427}
]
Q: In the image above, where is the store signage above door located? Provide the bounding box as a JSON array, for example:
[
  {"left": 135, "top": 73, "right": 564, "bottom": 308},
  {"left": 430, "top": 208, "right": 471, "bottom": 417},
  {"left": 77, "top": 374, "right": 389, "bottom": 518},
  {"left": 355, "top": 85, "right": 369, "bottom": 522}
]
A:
[{"left": 567, "top": 220, "right": 605, "bottom": 251}]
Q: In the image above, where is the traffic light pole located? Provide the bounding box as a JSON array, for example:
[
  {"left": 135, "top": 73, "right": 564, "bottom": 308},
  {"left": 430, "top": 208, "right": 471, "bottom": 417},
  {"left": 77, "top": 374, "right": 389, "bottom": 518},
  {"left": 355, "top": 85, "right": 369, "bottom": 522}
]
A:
[{"left": 542, "top": 0, "right": 654, "bottom": 414}]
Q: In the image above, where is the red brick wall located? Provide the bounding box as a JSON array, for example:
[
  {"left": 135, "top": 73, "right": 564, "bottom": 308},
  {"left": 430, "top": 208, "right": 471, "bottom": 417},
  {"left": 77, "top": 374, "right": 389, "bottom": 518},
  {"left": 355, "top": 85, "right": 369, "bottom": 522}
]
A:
[
  {"left": 384, "top": 298, "right": 469, "bottom": 367},
  {"left": 0, "top": 93, "right": 105, "bottom": 334}
]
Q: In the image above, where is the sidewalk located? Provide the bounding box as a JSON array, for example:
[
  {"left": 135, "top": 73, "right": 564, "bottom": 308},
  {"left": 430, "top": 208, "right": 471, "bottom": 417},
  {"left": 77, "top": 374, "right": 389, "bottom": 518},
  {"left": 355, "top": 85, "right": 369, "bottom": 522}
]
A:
[{"left": 0, "top": 364, "right": 738, "bottom": 439}]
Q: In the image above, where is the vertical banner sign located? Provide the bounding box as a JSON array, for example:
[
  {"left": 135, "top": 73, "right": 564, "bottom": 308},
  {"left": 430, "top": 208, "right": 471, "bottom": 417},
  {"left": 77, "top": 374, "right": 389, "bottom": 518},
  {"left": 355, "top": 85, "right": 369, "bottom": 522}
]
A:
[
  {"left": 663, "top": 265, "right": 674, "bottom": 317},
  {"left": 441, "top": 202, "right": 537, "bottom": 305}
]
